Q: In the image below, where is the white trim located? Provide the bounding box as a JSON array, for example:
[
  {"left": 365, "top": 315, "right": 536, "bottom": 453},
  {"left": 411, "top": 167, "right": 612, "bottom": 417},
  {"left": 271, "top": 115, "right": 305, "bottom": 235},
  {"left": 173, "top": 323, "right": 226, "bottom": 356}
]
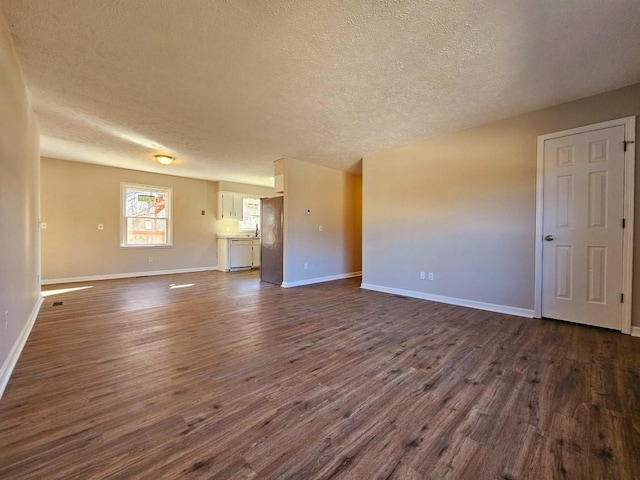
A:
[
  {"left": 631, "top": 326, "right": 640, "bottom": 338},
  {"left": 534, "top": 132, "right": 545, "bottom": 318},
  {"left": 281, "top": 271, "right": 362, "bottom": 288},
  {"left": 41, "top": 266, "right": 217, "bottom": 285},
  {"left": 0, "top": 296, "right": 43, "bottom": 399},
  {"left": 120, "top": 182, "right": 174, "bottom": 248},
  {"left": 534, "top": 116, "right": 635, "bottom": 334},
  {"left": 621, "top": 117, "right": 635, "bottom": 334},
  {"left": 360, "top": 283, "right": 534, "bottom": 318}
]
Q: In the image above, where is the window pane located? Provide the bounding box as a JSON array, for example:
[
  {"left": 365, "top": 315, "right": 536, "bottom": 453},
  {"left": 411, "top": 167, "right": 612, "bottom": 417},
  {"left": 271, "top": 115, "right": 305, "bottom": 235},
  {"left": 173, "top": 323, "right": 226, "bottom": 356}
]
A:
[
  {"left": 240, "top": 197, "right": 260, "bottom": 229},
  {"left": 121, "top": 182, "right": 172, "bottom": 247},
  {"left": 125, "top": 188, "right": 167, "bottom": 218},
  {"left": 243, "top": 197, "right": 260, "bottom": 217},
  {"left": 126, "top": 218, "right": 167, "bottom": 245}
]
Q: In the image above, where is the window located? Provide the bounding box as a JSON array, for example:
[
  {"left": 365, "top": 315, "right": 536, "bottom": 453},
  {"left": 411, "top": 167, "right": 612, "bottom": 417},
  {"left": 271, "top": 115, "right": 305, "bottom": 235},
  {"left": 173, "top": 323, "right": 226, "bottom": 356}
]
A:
[
  {"left": 239, "top": 197, "right": 261, "bottom": 231},
  {"left": 121, "top": 183, "right": 172, "bottom": 247}
]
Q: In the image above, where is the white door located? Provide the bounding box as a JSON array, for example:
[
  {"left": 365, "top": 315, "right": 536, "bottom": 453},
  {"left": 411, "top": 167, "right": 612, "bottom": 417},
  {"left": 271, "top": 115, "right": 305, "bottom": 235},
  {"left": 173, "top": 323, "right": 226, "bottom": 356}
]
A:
[{"left": 541, "top": 125, "right": 625, "bottom": 330}]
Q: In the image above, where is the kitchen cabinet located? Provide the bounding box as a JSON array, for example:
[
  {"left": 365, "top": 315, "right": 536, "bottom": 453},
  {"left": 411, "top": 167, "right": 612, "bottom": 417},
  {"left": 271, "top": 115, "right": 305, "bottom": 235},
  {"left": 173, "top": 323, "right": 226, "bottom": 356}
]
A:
[
  {"left": 217, "top": 238, "right": 229, "bottom": 271},
  {"left": 252, "top": 238, "right": 260, "bottom": 267},
  {"left": 218, "top": 192, "right": 244, "bottom": 220},
  {"left": 217, "top": 235, "right": 261, "bottom": 271}
]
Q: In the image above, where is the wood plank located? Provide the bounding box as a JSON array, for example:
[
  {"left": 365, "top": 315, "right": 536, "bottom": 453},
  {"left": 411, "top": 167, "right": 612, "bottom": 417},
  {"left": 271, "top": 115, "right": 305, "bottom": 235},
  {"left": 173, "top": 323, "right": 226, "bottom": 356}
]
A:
[{"left": 0, "top": 270, "right": 638, "bottom": 479}]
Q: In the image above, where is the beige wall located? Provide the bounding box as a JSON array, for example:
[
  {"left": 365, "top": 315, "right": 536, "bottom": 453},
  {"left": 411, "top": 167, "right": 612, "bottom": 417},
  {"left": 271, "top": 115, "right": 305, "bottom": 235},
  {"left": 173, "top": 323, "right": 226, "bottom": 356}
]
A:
[
  {"left": 40, "top": 158, "right": 218, "bottom": 281},
  {"left": 0, "top": 11, "right": 41, "bottom": 394},
  {"left": 218, "top": 181, "right": 275, "bottom": 197},
  {"left": 363, "top": 83, "right": 640, "bottom": 326},
  {"left": 281, "top": 158, "right": 362, "bottom": 285}
]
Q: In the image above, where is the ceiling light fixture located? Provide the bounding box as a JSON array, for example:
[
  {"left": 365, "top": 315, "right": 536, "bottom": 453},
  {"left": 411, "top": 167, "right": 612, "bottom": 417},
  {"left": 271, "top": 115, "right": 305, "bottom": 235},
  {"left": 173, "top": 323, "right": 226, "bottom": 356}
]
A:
[{"left": 155, "top": 154, "right": 174, "bottom": 165}]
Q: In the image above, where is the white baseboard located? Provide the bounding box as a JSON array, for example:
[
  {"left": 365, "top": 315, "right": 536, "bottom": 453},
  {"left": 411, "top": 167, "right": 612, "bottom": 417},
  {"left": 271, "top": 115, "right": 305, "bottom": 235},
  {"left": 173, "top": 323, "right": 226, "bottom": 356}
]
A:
[
  {"left": 41, "top": 266, "right": 218, "bottom": 285},
  {"left": 282, "top": 271, "right": 362, "bottom": 288},
  {"left": 0, "top": 295, "right": 43, "bottom": 399},
  {"left": 360, "top": 283, "right": 534, "bottom": 318},
  {"left": 631, "top": 326, "right": 640, "bottom": 337}
]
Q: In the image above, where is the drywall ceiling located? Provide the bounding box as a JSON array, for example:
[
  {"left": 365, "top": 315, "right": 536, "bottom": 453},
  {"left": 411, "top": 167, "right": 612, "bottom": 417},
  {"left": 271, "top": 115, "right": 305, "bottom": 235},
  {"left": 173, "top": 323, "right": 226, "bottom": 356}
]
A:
[{"left": 2, "top": 0, "right": 640, "bottom": 186}]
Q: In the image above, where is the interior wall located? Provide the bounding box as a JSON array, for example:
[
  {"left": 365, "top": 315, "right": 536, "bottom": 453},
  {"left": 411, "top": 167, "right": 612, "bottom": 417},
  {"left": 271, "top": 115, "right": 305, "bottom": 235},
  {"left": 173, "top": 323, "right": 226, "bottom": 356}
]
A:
[
  {"left": 0, "top": 10, "right": 41, "bottom": 395},
  {"left": 218, "top": 181, "right": 275, "bottom": 197},
  {"left": 363, "top": 83, "right": 640, "bottom": 326},
  {"left": 281, "top": 158, "right": 362, "bottom": 285},
  {"left": 40, "top": 157, "right": 218, "bottom": 281}
]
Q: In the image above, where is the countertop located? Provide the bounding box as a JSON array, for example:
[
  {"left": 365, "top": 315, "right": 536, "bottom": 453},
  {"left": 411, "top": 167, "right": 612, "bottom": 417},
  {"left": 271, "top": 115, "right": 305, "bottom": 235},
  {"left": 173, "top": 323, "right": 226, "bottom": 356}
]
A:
[{"left": 216, "top": 233, "right": 260, "bottom": 239}]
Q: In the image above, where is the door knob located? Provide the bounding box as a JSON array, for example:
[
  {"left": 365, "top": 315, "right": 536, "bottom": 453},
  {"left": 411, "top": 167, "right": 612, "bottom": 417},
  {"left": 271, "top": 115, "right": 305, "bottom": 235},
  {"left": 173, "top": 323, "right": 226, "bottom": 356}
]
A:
[{"left": 544, "top": 235, "right": 554, "bottom": 241}]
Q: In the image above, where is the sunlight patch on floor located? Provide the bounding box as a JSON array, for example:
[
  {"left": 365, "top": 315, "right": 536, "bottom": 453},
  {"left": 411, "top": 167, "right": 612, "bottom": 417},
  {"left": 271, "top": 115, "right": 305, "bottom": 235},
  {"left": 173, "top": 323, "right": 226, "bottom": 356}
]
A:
[{"left": 42, "top": 286, "right": 93, "bottom": 297}]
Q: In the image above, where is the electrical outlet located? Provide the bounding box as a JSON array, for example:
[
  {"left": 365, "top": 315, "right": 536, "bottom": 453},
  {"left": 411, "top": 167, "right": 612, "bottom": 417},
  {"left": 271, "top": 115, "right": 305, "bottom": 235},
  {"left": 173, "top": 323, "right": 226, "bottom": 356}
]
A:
[
  {"left": 420, "top": 271, "right": 426, "bottom": 280},
  {"left": 41, "top": 222, "right": 47, "bottom": 230},
  {"left": 98, "top": 224, "right": 104, "bottom": 230},
  {"left": 428, "top": 272, "right": 434, "bottom": 281},
  {"left": 304, "top": 262, "right": 308, "bottom": 270},
  {"left": 318, "top": 225, "right": 323, "bottom": 232},
  {"left": 148, "top": 257, "right": 153, "bottom": 263}
]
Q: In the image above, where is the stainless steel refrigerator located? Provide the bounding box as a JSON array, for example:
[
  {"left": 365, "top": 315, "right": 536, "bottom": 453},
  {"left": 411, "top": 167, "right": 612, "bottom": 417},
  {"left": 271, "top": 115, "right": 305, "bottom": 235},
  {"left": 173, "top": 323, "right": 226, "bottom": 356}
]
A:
[{"left": 260, "top": 196, "right": 283, "bottom": 285}]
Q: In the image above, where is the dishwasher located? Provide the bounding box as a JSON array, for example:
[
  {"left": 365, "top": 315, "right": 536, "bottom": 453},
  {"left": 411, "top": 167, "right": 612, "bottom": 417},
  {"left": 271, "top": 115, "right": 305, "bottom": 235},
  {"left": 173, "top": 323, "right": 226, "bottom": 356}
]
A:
[{"left": 229, "top": 239, "right": 253, "bottom": 270}]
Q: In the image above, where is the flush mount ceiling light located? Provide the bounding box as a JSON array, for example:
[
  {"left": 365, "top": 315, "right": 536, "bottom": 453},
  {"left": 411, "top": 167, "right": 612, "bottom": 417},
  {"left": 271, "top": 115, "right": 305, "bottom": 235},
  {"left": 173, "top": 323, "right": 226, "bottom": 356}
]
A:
[{"left": 155, "top": 154, "right": 174, "bottom": 165}]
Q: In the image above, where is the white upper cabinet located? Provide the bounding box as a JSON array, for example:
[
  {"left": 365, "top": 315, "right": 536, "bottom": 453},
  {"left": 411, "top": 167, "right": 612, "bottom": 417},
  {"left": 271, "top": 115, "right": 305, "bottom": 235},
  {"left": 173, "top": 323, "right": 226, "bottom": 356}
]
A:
[{"left": 218, "top": 192, "right": 244, "bottom": 220}]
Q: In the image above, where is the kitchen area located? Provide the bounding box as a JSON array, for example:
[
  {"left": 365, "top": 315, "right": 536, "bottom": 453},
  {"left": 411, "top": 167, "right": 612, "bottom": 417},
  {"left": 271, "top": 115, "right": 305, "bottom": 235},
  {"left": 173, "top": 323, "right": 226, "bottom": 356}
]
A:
[
  {"left": 216, "top": 191, "right": 262, "bottom": 271},
  {"left": 215, "top": 186, "right": 283, "bottom": 284}
]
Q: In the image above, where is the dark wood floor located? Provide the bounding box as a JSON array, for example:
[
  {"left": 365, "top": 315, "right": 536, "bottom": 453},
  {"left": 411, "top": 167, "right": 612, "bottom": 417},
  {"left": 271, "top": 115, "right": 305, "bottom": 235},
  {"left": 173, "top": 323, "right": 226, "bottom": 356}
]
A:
[{"left": 1, "top": 271, "right": 639, "bottom": 479}]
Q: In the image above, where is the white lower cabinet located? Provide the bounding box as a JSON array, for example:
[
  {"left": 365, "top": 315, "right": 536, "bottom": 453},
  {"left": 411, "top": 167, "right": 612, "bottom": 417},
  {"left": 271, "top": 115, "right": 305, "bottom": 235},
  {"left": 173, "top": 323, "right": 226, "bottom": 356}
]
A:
[
  {"left": 217, "top": 237, "right": 261, "bottom": 271},
  {"left": 252, "top": 239, "right": 260, "bottom": 268}
]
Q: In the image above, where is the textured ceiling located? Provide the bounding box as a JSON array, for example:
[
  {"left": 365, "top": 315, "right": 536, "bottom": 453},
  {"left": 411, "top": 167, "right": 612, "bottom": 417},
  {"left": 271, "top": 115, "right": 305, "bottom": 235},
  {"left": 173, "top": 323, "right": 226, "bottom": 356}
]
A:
[{"left": 2, "top": 0, "right": 640, "bottom": 186}]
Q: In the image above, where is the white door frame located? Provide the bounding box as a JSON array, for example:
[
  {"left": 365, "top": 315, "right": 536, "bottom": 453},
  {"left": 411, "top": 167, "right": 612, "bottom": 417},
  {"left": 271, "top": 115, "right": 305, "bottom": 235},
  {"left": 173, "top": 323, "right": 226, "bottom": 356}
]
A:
[{"left": 534, "top": 116, "right": 635, "bottom": 333}]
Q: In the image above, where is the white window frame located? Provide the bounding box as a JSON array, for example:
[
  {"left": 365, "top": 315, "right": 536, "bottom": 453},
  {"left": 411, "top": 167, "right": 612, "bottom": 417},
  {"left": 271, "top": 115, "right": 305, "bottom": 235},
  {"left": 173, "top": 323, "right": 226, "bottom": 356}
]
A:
[
  {"left": 239, "top": 196, "right": 261, "bottom": 231},
  {"left": 120, "top": 182, "right": 173, "bottom": 248}
]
